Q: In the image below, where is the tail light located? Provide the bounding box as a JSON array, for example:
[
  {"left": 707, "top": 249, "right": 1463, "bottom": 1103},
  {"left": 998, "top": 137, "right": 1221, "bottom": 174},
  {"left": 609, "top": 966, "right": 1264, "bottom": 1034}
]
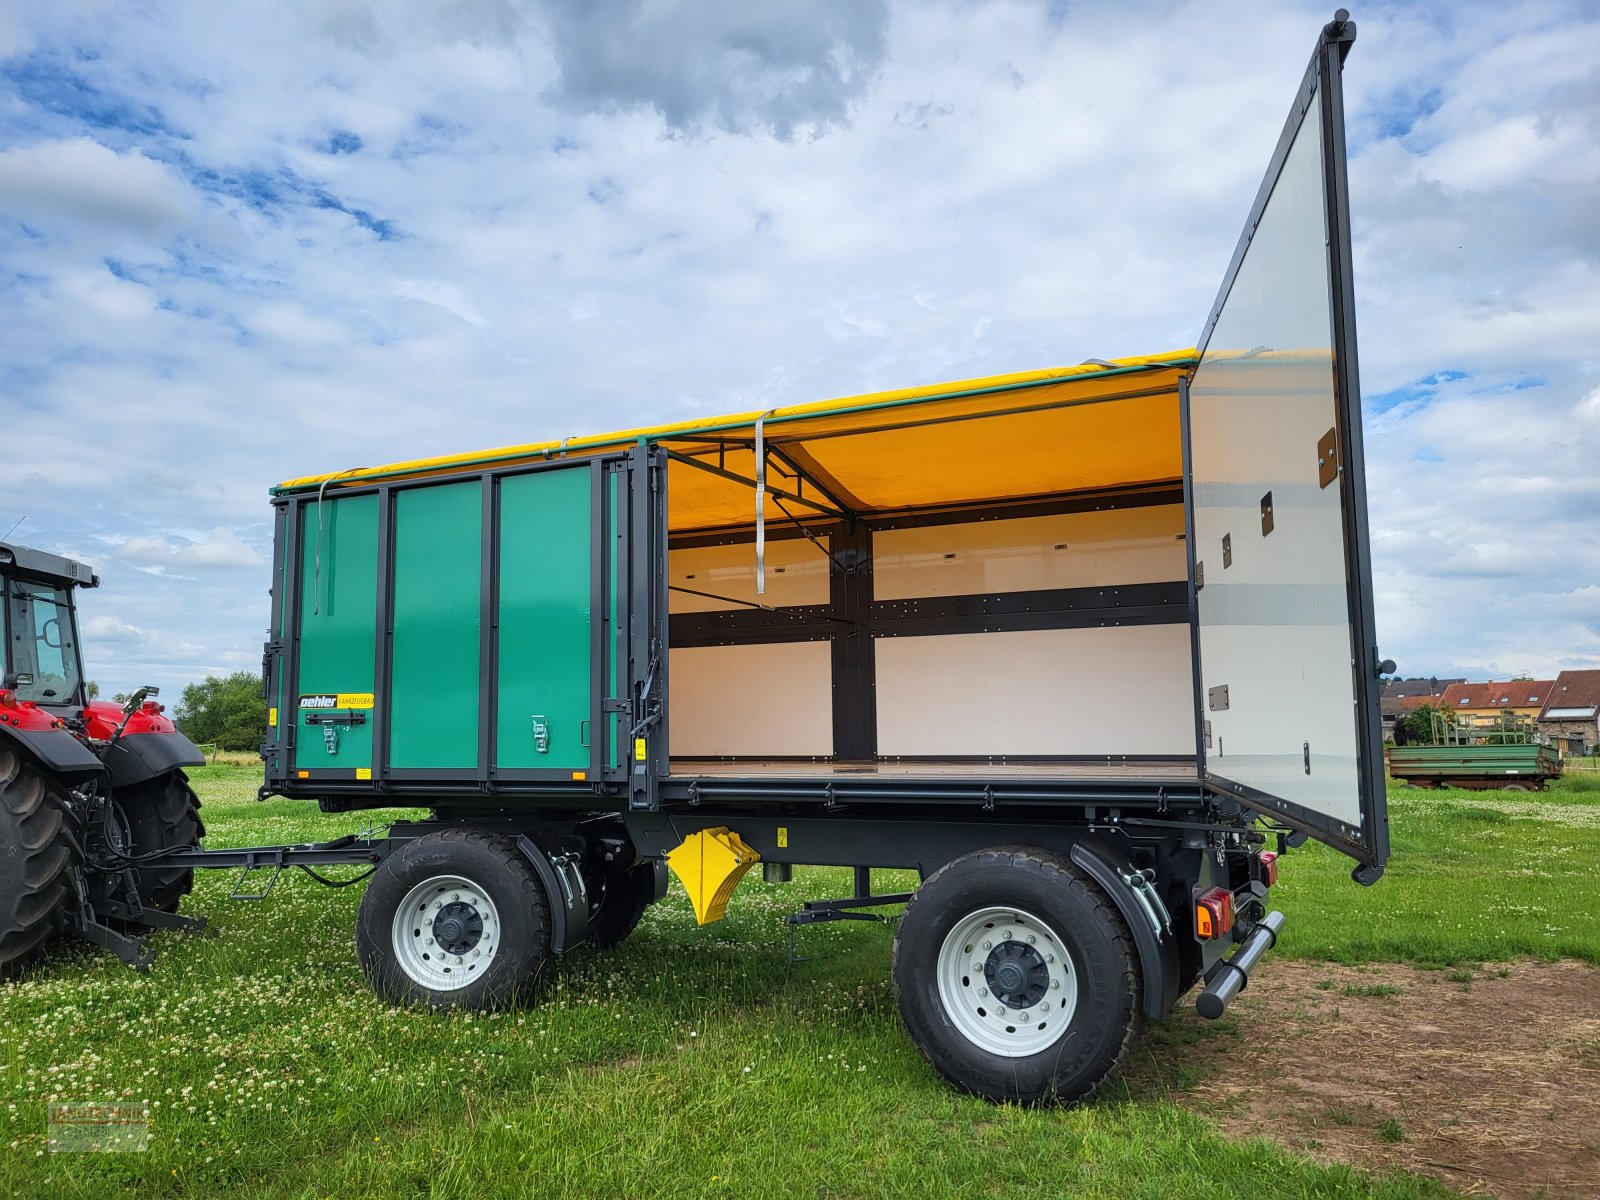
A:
[
  {"left": 1194, "top": 887, "right": 1235, "bottom": 940},
  {"left": 1258, "top": 850, "right": 1279, "bottom": 888}
]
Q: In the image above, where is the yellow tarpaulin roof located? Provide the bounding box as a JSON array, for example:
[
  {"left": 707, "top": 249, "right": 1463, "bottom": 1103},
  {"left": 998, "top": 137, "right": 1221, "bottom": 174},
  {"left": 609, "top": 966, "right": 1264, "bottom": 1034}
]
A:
[{"left": 276, "top": 349, "right": 1197, "bottom": 531}]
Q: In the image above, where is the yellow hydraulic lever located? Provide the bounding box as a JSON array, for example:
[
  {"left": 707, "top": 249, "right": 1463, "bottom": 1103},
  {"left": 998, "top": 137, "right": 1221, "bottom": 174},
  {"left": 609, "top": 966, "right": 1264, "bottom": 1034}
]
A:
[{"left": 665, "top": 827, "right": 761, "bottom": 925}]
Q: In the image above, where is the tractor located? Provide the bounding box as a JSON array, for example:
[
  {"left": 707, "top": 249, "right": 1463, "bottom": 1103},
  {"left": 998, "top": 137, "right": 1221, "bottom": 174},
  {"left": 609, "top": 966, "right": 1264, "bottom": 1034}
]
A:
[{"left": 0, "top": 540, "right": 206, "bottom": 974}]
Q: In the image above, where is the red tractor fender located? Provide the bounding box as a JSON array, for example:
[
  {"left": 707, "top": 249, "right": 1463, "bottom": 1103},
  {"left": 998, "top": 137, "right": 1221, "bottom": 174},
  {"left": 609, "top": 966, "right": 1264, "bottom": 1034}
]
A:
[
  {"left": 0, "top": 690, "right": 104, "bottom": 782},
  {"left": 81, "top": 701, "right": 206, "bottom": 789}
]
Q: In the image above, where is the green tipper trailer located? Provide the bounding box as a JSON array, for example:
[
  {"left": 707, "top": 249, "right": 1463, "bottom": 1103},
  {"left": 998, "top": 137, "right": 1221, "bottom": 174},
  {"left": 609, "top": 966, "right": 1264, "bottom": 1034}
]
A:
[
  {"left": 19, "top": 13, "right": 1391, "bottom": 1107},
  {"left": 1388, "top": 742, "right": 1561, "bottom": 790}
]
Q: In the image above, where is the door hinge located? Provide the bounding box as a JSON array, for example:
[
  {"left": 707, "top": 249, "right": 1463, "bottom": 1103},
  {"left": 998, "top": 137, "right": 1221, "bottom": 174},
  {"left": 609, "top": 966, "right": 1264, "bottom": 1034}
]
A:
[
  {"left": 1260, "top": 491, "right": 1274, "bottom": 536},
  {"left": 1317, "top": 427, "right": 1339, "bottom": 488},
  {"left": 1222, "top": 533, "right": 1232, "bottom": 569},
  {"left": 1208, "top": 684, "right": 1230, "bottom": 711},
  {"left": 1195, "top": 561, "right": 1205, "bottom": 591}
]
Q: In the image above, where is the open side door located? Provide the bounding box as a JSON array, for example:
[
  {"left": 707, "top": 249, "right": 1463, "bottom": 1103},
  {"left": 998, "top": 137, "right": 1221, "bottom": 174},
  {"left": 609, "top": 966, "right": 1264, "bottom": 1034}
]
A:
[{"left": 1185, "top": 11, "right": 1390, "bottom": 880}]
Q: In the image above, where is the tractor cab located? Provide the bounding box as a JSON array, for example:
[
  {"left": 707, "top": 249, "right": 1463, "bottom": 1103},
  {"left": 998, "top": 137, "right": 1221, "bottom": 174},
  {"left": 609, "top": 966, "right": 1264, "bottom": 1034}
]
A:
[
  {"left": 1, "top": 546, "right": 93, "bottom": 713},
  {"left": 1, "top": 541, "right": 97, "bottom": 719}
]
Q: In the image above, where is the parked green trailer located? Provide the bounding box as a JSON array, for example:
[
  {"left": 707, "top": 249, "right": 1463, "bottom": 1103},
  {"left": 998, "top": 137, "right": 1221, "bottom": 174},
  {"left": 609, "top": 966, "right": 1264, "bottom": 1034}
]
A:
[
  {"left": 1388, "top": 742, "right": 1561, "bottom": 790},
  {"left": 4, "top": 13, "right": 1392, "bottom": 1107}
]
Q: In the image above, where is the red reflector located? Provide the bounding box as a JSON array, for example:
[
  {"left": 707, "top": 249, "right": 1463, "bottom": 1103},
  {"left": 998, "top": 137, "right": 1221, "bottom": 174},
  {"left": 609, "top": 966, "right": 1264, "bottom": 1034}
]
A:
[
  {"left": 1259, "top": 851, "right": 1279, "bottom": 888},
  {"left": 1195, "top": 886, "right": 1235, "bottom": 940}
]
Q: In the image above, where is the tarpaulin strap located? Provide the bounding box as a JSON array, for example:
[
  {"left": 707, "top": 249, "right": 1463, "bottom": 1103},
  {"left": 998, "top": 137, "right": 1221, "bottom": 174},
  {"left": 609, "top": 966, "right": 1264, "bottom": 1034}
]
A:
[
  {"left": 754, "top": 409, "right": 777, "bottom": 595},
  {"left": 312, "top": 468, "right": 365, "bottom": 616}
]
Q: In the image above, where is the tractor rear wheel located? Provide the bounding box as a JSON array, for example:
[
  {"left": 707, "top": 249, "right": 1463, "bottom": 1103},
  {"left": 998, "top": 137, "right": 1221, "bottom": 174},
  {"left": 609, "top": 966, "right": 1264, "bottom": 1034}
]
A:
[
  {"left": 109, "top": 772, "right": 204, "bottom": 915},
  {"left": 0, "top": 747, "right": 79, "bottom": 977}
]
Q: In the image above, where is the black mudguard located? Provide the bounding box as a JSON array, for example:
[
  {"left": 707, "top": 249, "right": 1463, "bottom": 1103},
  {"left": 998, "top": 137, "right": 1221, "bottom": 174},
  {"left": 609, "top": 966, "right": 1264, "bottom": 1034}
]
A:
[
  {"left": 1071, "top": 840, "right": 1182, "bottom": 1021},
  {"left": 103, "top": 731, "right": 206, "bottom": 789},
  {"left": 0, "top": 723, "right": 105, "bottom": 783}
]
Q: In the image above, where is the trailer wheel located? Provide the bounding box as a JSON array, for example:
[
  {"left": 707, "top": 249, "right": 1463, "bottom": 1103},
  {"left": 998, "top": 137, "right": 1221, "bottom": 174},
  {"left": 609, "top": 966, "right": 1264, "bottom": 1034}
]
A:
[
  {"left": 356, "top": 830, "right": 550, "bottom": 1010},
  {"left": 0, "top": 748, "right": 78, "bottom": 977},
  {"left": 108, "top": 772, "right": 204, "bottom": 916},
  {"left": 892, "top": 846, "right": 1140, "bottom": 1106},
  {"left": 585, "top": 861, "right": 656, "bottom": 950}
]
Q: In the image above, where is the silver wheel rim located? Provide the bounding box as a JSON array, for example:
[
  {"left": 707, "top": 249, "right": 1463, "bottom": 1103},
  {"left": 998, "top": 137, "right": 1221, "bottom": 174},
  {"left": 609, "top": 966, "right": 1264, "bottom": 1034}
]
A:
[
  {"left": 936, "top": 905, "right": 1078, "bottom": 1057},
  {"left": 391, "top": 874, "right": 501, "bottom": 992}
]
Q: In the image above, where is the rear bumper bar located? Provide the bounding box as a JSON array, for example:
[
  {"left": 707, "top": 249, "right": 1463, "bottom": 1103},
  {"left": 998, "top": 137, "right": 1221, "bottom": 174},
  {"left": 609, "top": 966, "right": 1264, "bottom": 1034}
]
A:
[{"left": 1196, "top": 909, "right": 1285, "bottom": 1019}]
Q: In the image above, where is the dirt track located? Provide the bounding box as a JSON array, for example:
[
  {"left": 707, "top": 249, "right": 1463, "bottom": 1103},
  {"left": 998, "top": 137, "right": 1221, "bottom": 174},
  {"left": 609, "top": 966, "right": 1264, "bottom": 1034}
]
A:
[{"left": 1142, "top": 960, "right": 1600, "bottom": 1198}]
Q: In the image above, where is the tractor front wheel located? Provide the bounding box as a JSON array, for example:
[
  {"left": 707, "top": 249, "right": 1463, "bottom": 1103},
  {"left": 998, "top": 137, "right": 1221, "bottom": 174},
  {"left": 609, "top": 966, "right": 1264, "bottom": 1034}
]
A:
[
  {"left": 0, "top": 747, "right": 79, "bottom": 977},
  {"left": 109, "top": 772, "right": 205, "bottom": 916}
]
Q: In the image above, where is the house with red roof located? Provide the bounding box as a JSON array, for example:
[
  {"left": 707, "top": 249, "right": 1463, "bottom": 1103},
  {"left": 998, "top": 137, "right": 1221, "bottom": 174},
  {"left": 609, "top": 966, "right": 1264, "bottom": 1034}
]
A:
[{"left": 1539, "top": 670, "right": 1600, "bottom": 759}]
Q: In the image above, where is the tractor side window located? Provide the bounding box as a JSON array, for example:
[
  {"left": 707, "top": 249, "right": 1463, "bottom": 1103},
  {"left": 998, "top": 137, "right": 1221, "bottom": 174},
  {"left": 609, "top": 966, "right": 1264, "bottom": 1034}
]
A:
[{"left": 10, "top": 583, "right": 82, "bottom": 705}]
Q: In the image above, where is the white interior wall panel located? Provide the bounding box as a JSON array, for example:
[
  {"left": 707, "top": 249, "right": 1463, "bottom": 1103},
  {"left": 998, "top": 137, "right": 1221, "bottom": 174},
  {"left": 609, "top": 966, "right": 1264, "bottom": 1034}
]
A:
[
  {"left": 668, "top": 642, "right": 834, "bottom": 757},
  {"left": 874, "top": 624, "right": 1194, "bottom": 757},
  {"left": 668, "top": 539, "right": 830, "bottom": 613},
  {"left": 872, "top": 505, "right": 1185, "bottom": 600}
]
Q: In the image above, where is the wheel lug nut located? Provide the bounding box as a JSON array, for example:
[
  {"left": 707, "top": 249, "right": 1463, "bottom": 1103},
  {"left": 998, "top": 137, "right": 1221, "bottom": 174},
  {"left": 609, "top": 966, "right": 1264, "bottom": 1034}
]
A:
[
  {"left": 982, "top": 941, "right": 991, "bottom": 951},
  {"left": 1025, "top": 934, "right": 1036, "bottom": 945},
  {"left": 978, "top": 988, "right": 988, "bottom": 997},
  {"left": 1020, "top": 1012, "right": 1029, "bottom": 1021},
  {"left": 1040, "top": 1002, "right": 1050, "bottom": 1013},
  {"left": 1046, "top": 954, "right": 1055, "bottom": 963},
  {"left": 1002, "top": 930, "right": 1013, "bottom": 941},
  {"left": 1051, "top": 979, "right": 1061, "bottom": 989},
  {"left": 996, "top": 1007, "right": 1006, "bottom": 1017}
]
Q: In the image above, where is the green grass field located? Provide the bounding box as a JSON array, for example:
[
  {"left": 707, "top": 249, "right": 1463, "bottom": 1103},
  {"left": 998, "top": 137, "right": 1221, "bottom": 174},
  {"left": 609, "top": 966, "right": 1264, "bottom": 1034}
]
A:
[{"left": 2, "top": 767, "right": 1595, "bottom": 1199}]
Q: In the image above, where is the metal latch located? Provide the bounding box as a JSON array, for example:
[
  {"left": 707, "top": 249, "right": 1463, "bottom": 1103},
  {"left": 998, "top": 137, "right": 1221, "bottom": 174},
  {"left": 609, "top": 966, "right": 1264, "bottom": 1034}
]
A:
[
  {"left": 531, "top": 716, "right": 550, "bottom": 754},
  {"left": 305, "top": 710, "right": 364, "bottom": 756},
  {"left": 1260, "top": 491, "right": 1274, "bottom": 536}
]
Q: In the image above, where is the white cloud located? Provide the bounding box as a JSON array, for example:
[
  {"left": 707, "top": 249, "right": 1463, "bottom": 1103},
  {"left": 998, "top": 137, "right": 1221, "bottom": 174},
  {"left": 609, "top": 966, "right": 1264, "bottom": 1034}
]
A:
[
  {"left": 81, "top": 615, "right": 150, "bottom": 643},
  {"left": 115, "top": 529, "right": 265, "bottom": 571},
  {"left": 0, "top": 137, "right": 196, "bottom": 238}
]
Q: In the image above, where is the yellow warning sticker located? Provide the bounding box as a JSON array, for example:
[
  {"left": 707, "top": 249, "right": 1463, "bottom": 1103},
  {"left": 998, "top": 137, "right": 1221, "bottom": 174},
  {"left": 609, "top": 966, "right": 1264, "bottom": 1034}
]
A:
[
  {"left": 299, "top": 693, "right": 375, "bottom": 711},
  {"left": 356, "top": 768, "right": 372, "bottom": 780},
  {"left": 777, "top": 826, "right": 789, "bottom": 849},
  {"left": 269, "top": 707, "right": 278, "bottom": 727},
  {"left": 572, "top": 770, "right": 587, "bottom": 781},
  {"left": 296, "top": 770, "right": 310, "bottom": 779},
  {"left": 634, "top": 737, "right": 648, "bottom": 761}
]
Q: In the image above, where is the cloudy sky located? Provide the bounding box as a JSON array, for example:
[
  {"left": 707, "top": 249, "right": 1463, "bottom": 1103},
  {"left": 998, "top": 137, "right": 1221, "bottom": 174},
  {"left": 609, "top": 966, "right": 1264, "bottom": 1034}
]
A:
[{"left": 1, "top": 0, "right": 1596, "bottom": 704}]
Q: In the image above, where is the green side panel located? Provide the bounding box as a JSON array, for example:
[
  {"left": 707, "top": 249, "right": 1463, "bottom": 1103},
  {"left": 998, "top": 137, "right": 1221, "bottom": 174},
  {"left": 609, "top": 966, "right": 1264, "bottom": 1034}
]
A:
[
  {"left": 497, "top": 467, "right": 593, "bottom": 771},
  {"left": 608, "top": 469, "right": 621, "bottom": 772},
  {"left": 294, "top": 495, "right": 379, "bottom": 772},
  {"left": 390, "top": 481, "right": 483, "bottom": 769}
]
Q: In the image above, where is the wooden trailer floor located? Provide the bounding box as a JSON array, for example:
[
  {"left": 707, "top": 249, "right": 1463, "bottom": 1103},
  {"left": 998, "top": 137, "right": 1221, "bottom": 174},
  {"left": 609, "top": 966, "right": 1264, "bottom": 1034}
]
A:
[{"left": 668, "top": 758, "right": 1199, "bottom": 782}]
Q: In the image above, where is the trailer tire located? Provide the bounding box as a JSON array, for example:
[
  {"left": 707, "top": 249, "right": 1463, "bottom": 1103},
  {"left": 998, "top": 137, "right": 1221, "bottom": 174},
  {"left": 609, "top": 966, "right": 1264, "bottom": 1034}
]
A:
[
  {"left": 0, "top": 747, "right": 78, "bottom": 978},
  {"left": 586, "top": 861, "right": 656, "bottom": 950},
  {"left": 109, "top": 772, "right": 204, "bottom": 916},
  {"left": 892, "top": 845, "right": 1141, "bottom": 1106},
  {"left": 357, "top": 829, "right": 550, "bottom": 1011}
]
